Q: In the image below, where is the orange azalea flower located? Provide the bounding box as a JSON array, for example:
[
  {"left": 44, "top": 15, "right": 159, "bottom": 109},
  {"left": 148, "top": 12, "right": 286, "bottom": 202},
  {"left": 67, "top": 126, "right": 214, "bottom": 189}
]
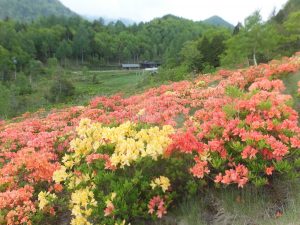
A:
[
  {"left": 265, "top": 166, "right": 274, "bottom": 176},
  {"left": 104, "top": 202, "right": 115, "bottom": 217},
  {"left": 53, "top": 184, "right": 63, "bottom": 193},
  {"left": 148, "top": 196, "right": 167, "bottom": 218}
]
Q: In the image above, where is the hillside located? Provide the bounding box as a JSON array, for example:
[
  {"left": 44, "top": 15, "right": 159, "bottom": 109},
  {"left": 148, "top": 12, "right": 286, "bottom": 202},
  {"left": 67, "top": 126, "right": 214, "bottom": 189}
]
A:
[
  {"left": 0, "top": 0, "right": 77, "bottom": 21},
  {"left": 274, "top": 0, "right": 300, "bottom": 23},
  {"left": 0, "top": 53, "right": 299, "bottom": 225},
  {"left": 203, "top": 15, "right": 234, "bottom": 29}
]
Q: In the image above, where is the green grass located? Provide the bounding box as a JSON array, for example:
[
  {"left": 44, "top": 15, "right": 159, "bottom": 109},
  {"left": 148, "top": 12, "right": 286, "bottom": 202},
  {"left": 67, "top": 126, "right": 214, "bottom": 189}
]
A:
[
  {"left": 281, "top": 71, "right": 300, "bottom": 115},
  {"left": 4, "top": 69, "right": 162, "bottom": 117},
  {"left": 68, "top": 69, "right": 165, "bottom": 106},
  {"left": 1, "top": 67, "right": 173, "bottom": 119},
  {"left": 73, "top": 70, "right": 147, "bottom": 96},
  {"left": 174, "top": 179, "right": 300, "bottom": 225}
]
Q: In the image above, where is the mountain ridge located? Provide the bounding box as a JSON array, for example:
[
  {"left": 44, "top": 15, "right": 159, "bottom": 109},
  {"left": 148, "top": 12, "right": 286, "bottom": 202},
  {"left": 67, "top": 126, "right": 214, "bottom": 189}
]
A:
[
  {"left": 85, "top": 14, "right": 234, "bottom": 29},
  {"left": 203, "top": 15, "right": 234, "bottom": 29},
  {"left": 0, "top": 0, "right": 77, "bottom": 21},
  {"left": 0, "top": 0, "right": 234, "bottom": 30}
]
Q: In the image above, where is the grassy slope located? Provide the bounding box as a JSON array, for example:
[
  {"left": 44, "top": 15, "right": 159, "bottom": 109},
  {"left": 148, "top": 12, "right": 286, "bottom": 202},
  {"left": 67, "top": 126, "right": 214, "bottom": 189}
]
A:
[
  {"left": 3, "top": 69, "right": 300, "bottom": 224},
  {"left": 282, "top": 71, "right": 300, "bottom": 116},
  {"left": 175, "top": 180, "right": 300, "bottom": 225},
  {"left": 73, "top": 70, "right": 152, "bottom": 97},
  {"left": 21, "top": 69, "right": 159, "bottom": 114}
]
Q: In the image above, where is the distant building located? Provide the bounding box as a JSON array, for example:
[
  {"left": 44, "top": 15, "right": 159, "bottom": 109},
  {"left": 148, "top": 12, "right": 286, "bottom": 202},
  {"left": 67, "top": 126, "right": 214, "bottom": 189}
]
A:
[
  {"left": 122, "top": 64, "right": 140, "bottom": 70},
  {"left": 121, "top": 61, "right": 161, "bottom": 70},
  {"left": 140, "top": 61, "right": 161, "bottom": 69}
]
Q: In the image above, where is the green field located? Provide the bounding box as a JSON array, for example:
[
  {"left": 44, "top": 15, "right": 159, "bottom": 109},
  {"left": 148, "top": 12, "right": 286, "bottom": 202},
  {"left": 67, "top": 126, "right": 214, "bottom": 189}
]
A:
[
  {"left": 2, "top": 69, "right": 162, "bottom": 118},
  {"left": 73, "top": 70, "right": 150, "bottom": 97}
]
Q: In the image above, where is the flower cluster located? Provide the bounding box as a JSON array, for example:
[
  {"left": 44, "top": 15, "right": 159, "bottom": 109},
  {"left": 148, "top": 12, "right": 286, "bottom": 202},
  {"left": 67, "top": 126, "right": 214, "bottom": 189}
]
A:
[
  {"left": 70, "top": 188, "right": 97, "bottom": 225},
  {"left": 50, "top": 119, "right": 175, "bottom": 224},
  {"left": 38, "top": 191, "right": 57, "bottom": 210},
  {"left": 70, "top": 119, "right": 174, "bottom": 168},
  {"left": 189, "top": 157, "right": 210, "bottom": 178},
  {"left": 215, "top": 164, "right": 249, "bottom": 188},
  {"left": 148, "top": 196, "right": 167, "bottom": 218},
  {"left": 104, "top": 193, "right": 116, "bottom": 217},
  {"left": 150, "top": 176, "right": 171, "bottom": 192}
]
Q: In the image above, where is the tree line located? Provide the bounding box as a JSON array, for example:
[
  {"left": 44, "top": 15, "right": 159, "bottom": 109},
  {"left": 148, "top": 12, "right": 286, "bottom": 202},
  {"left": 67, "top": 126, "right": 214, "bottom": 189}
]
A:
[{"left": 0, "top": 14, "right": 213, "bottom": 79}]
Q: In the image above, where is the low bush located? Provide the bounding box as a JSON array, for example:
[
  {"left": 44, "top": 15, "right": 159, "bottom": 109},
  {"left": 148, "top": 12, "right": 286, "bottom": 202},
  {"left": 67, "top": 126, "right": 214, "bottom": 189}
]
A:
[{"left": 46, "top": 78, "right": 75, "bottom": 103}]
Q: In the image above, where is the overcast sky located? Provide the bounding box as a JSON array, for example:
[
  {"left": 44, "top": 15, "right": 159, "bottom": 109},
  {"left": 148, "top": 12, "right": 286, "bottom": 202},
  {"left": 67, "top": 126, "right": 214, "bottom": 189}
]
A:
[{"left": 59, "top": 0, "right": 288, "bottom": 25}]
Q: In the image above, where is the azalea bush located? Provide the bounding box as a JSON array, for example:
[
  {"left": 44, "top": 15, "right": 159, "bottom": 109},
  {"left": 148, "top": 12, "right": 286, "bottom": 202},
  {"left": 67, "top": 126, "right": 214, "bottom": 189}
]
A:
[
  {"left": 168, "top": 81, "right": 300, "bottom": 188},
  {"left": 0, "top": 53, "right": 300, "bottom": 224},
  {"left": 46, "top": 119, "right": 202, "bottom": 224}
]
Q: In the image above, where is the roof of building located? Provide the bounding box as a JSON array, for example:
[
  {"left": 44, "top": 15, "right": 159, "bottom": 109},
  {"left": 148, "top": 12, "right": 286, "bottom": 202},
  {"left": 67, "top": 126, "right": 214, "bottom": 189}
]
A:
[{"left": 122, "top": 64, "right": 140, "bottom": 68}]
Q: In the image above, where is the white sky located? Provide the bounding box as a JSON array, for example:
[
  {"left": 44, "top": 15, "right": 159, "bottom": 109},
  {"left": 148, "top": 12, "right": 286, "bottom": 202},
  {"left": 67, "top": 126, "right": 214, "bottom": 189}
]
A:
[{"left": 59, "top": 0, "right": 288, "bottom": 25}]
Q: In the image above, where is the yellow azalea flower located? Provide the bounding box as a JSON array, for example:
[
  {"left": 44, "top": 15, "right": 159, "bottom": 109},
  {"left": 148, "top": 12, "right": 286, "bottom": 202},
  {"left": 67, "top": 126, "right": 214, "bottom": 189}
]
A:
[
  {"left": 115, "top": 220, "right": 131, "bottom": 225},
  {"left": 62, "top": 155, "right": 75, "bottom": 168},
  {"left": 137, "top": 108, "right": 145, "bottom": 116},
  {"left": 92, "top": 141, "right": 100, "bottom": 151},
  {"left": 38, "top": 191, "right": 57, "bottom": 210},
  {"left": 71, "top": 188, "right": 97, "bottom": 209},
  {"left": 196, "top": 80, "right": 206, "bottom": 87},
  {"left": 69, "top": 119, "right": 174, "bottom": 169},
  {"left": 164, "top": 91, "right": 176, "bottom": 95},
  {"left": 71, "top": 205, "right": 82, "bottom": 217},
  {"left": 53, "top": 166, "right": 68, "bottom": 183},
  {"left": 70, "top": 188, "right": 97, "bottom": 225},
  {"left": 68, "top": 174, "right": 93, "bottom": 190},
  {"left": 70, "top": 216, "right": 92, "bottom": 225},
  {"left": 199, "top": 150, "right": 211, "bottom": 161},
  {"left": 150, "top": 176, "right": 171, "bottom": 192},
  {"left": 111, "top": 192, "right": 117, "bottom": 201},
  {"left": 38, "top": 191, "right": 48, "bottom": 210},
  {"left": 160, "top": 176, "right": 171, "bottom": 192}
]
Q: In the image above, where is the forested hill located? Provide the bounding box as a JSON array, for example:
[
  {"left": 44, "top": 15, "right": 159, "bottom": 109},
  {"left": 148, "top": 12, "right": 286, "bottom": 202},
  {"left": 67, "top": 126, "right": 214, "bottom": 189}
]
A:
[
  {"left": 0, "top": 0, "right": 77, "bottom": 21},
  {"left": 274, "top": 0, "right": 300, "bottom": 23},
  {"left": 203, "top": 16, "right": 234, "bottom": 29}
]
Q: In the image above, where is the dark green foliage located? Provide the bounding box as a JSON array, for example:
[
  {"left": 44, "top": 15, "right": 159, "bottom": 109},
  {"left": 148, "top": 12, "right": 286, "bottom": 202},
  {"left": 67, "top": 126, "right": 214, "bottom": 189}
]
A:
[
  {"left": 180, "top": 41, "right": 204, "bottom": 72},
  {"left": 56, "top": 40, "right": 72, "bottom": 65},
  {"left": 154, "top": 65, "right": 190, "bottom": 82},
  {"left": 12, "top": 73, "right": 32, "bottom": 95},
  {"left": 180, "top": 29, "right": 230, "bottom": 72},
  {"left": 0, "top": 84, "right": 11, "bottom": 118},
  {"left": 46, "top": 78, "right": 75, "bottom": 103}
]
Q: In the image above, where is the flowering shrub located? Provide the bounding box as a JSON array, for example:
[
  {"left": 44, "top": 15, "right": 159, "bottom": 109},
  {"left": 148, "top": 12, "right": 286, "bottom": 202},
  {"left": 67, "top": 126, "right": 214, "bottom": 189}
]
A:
[
  {"left": 0, "top": 53, "right": 299, "bottom": 224},
  {"left": 172, "top": 83, "right": 300, "bottom": 188},
  {"left": 50, "top": 119, "right": 176, "bottom": 224}
]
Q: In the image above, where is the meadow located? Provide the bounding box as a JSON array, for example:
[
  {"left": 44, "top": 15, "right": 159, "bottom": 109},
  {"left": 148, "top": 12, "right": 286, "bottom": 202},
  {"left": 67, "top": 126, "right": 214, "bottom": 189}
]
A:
[{"left": 1, "top": 69, "right": 160, "bottom": 119}]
